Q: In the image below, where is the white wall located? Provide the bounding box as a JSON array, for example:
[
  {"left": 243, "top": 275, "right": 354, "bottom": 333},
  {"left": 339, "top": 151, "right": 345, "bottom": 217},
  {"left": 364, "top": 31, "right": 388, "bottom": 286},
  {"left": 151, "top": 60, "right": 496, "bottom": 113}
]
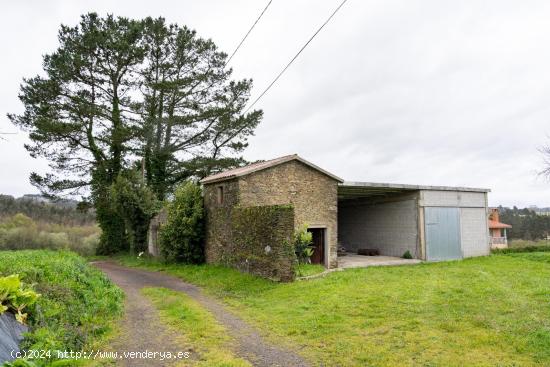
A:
[
  {"left": 420, "top": 190, "right": 486, "bottom": 208},
  {"left": 418, "top": 190, "right": 489, "bottom": 260},
  {"left": 338, "top": 197, "right": 419, "bottom": 258},
  {"left": 460, "top": 207, "right": 490, "bottom": 257}
]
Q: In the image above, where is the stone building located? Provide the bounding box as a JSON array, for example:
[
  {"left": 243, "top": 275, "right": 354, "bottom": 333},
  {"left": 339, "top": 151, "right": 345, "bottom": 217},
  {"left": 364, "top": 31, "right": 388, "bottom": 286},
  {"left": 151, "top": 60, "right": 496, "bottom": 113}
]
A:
[{"left": 201, "top": 155, "right": 343, "bottom": 270}]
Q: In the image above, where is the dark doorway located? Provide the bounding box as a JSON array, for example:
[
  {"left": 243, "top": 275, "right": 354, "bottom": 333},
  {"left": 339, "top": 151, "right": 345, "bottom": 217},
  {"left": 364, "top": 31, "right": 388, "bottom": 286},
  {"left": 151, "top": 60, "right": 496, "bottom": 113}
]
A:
[{"left": 308, "top": 228, "right": 325, "bottom": 265}]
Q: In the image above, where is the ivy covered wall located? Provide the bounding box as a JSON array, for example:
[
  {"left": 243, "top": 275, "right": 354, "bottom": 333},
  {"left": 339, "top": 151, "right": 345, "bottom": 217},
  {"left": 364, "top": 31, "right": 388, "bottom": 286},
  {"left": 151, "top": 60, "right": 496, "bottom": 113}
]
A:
[
  {"left": 207, "top": 203, "right": 296, "bottom": 281},
  {"left": 231, "top": 205, "right": 296, "bottom": 281}
]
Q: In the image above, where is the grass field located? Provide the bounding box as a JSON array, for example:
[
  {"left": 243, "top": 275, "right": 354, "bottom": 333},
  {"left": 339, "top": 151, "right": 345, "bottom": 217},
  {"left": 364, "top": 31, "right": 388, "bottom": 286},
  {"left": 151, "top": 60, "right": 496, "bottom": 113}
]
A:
[
  {"left": 119, "top": 253, "right": 550, "bottom": 366},
  {"left": 295, "top": 263, "right": 325, "bottom": 277},
  {"left": 0, "top": 250, "right": 123, "bottom": 366}
]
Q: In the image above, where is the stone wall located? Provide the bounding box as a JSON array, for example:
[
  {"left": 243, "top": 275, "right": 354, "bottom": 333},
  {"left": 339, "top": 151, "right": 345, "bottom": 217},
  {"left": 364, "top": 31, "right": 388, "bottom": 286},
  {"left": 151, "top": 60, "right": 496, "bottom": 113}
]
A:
[
  {"left": 204, "top": 179, "right": 240, "bottom": 263},
  {"left": 238, "top": 160, "right": 339, "bottom": 268},
  {"left": 203, "top": 185, "right": 296, "bottom": 281}
]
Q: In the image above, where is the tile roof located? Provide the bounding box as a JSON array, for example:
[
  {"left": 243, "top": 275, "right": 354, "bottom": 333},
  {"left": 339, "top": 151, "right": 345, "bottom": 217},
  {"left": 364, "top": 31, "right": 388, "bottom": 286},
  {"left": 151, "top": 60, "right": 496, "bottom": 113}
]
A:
[
  {"left": 488, "top": 220, "right": 512, "bottom": 229},
  {"left": 200, "top": 154, "right": 343, "bottom": 184}
]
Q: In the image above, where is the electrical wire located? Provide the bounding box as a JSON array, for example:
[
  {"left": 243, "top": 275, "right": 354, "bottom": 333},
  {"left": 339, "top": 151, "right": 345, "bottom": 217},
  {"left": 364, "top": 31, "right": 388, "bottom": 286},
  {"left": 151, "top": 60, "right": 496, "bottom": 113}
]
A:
[
  {"left": 244, "top": 0, "right": 349, "bottom": 114},
  {"left": 225, "top": 0, "right": 274, "bottom": 67}
]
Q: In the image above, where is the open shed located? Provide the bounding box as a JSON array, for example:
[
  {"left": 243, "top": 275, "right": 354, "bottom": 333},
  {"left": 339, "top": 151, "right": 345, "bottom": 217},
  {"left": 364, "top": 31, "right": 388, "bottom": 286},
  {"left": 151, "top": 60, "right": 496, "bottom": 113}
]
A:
[{"left": 338, "top": 182, "right": 490, "bottom": 261}]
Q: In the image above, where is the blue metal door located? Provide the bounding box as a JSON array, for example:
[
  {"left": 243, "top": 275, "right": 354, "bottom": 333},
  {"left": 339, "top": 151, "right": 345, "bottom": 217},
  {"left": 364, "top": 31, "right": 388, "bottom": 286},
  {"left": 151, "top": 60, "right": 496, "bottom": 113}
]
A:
[{"left": 425, "top": 207, "right": 462, "bottom": 261}]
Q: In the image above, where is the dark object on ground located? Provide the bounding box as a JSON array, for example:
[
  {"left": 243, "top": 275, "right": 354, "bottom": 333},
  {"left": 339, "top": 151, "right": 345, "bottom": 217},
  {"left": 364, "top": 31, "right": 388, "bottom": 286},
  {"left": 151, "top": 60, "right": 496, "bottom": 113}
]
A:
[
  {"left": 357, "top": 248, "right": 380, "bottom": 256},
  {"left": 337, "top": 245, "right": 347, "bottom": 256},
  {"left": 402, "top": 250, "right": 413, "bottom": 259},
  {"left": 0, "top": 313, "right": 28, "bottom": 364}
]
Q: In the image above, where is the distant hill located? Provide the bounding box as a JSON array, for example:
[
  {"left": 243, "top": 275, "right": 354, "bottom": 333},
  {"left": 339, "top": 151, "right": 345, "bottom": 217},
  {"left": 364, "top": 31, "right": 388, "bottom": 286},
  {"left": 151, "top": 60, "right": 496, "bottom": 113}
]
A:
[
  {"left": 0, "top": 194, "right": 95, "bottom": 226},
  {"left": 20, "top": 194, "right": 80, "bottom": 208},
  {"left": 527, "top": 206, "right": 550, "bottom": 216}
]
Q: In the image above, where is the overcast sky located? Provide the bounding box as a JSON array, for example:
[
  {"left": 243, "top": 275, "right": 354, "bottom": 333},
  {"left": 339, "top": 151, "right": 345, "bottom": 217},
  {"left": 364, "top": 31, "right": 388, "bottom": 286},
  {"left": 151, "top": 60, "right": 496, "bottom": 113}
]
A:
[{"left": 1, "top": 0, "right": 549, "bottom": 207}]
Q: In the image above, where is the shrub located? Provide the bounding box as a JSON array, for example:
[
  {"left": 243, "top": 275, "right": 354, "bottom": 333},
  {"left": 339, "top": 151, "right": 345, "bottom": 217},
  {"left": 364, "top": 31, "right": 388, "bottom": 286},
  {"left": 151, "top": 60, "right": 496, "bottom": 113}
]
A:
[
  {"left": 294, "top": 225, "right": 313, "bottom": 264},
  {"left": 159, "top": 182, "right": 205, "bottom": 263},
  {"left": 403, "top": 250, "right": 413, "bottom": 259}
]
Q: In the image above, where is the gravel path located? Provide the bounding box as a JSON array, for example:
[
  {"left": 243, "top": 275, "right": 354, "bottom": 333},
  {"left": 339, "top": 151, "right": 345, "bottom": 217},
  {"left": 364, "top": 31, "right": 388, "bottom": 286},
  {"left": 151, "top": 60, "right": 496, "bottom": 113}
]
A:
[
  {"left": 93, "top": 262, "right": 195, "bottom": 367},
  {"left": 94, "top": 261, "right": 309, "bottom": 367}
]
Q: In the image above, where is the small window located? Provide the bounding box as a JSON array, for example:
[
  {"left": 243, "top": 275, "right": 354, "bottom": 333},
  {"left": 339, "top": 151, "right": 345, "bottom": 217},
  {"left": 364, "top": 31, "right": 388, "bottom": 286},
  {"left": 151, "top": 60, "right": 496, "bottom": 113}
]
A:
[{"left": 217, "top": 186, "right": 224, "bottom": 205}]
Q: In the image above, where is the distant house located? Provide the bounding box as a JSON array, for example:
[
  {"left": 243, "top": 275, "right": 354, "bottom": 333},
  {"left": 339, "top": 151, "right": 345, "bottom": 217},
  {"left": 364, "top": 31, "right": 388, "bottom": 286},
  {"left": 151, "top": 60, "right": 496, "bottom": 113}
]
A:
[{"left": 488, "top": 208, "right": 512, "bottom": 249}]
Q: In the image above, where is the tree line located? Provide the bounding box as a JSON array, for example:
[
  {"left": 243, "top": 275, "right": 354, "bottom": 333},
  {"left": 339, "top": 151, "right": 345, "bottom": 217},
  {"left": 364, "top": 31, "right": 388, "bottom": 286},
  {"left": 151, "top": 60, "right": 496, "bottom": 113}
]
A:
[
  {"left": 8, "top": 13, "right": 262, "bottom": 255},
  {"left": 498, "top": 206, "right": 550, "bottom": 240},
  {"left": 0, "top": 195, "right": 95, "bottom": 226}
]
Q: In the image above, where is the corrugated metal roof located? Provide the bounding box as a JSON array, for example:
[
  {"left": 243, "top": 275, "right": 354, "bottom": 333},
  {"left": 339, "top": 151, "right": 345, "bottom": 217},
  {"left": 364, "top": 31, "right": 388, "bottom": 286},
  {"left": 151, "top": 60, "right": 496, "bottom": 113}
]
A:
[
  {"left": 340, "top": 181, "right": 490, "bottom": 193},
  {"left": 200, "top": 154, "right": 344, "bottom": 184}
]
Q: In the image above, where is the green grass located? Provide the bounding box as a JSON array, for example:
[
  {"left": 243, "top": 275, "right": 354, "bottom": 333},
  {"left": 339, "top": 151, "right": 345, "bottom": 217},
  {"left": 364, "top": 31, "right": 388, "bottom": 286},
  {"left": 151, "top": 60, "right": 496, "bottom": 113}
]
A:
[
  {"left": 0, "top": 250, "right": 124, "bottom": 366},
  {"left": 117, "top": 253, "right": 550, "bottom": 366},
  {"left": 142, "top": 287, "right": 251, "bottom": 367},
  {"left": 295, "top": 264, "right": 325, "bottom": 277}
]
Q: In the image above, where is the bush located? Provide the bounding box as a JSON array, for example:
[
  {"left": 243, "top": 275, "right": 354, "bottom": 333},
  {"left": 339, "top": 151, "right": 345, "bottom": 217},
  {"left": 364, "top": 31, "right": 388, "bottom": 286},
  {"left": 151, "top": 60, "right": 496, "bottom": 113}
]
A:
[
  {"left": 294, "top": 225, "right": 313, "bottom": 264},
  {"left": 402, "top": 250, "right": 413, "bottom": 259},
  {"left": 159, "top": 182, "right": 205, "bottom": 263}
]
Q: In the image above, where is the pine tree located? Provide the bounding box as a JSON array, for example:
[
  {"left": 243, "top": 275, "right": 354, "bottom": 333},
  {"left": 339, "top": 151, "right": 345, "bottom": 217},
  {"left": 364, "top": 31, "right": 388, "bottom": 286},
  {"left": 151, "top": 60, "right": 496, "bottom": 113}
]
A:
[{"left": 9, "top": 14, "right": 263, "bottom": 253}]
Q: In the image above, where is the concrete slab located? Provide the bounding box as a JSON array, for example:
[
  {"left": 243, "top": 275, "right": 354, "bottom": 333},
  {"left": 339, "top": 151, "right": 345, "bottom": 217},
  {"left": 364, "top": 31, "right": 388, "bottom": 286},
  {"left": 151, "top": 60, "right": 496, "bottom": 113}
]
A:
[{"left": 337, "top": 254, "right": 421, "bottom": 269}]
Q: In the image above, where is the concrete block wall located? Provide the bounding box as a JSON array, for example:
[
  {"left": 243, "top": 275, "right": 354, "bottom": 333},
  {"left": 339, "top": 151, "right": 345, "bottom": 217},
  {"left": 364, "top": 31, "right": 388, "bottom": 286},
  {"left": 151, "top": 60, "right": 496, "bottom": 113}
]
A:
[
  {"left": 460, "top": 208, "right": 490, "bottom": 258},
  {"left": 338, "top": 195, "right": 419, "bottom": 258},
  {"left": 420, "top": 190, "right": 486, "bottom": 208}
]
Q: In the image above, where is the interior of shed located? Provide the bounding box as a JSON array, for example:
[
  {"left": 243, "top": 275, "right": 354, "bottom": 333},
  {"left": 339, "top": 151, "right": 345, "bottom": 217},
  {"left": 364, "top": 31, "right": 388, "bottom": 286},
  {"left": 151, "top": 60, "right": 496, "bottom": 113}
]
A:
[{"left": 337, "top": 183, "right": 421, "bottom": 260}]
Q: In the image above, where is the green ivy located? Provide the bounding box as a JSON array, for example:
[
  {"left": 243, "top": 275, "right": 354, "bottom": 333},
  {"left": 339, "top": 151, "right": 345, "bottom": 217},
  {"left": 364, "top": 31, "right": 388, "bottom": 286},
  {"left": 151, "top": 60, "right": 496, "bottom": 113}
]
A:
[{"left": 229, "top": 205, "right": 296, "bottom": 281}]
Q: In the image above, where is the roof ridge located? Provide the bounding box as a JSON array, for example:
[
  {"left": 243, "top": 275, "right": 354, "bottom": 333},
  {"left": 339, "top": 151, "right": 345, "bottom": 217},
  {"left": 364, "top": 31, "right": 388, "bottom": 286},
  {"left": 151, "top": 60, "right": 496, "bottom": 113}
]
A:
[{"left": 200, "top": 154, "right": 342, "bottom": 184}]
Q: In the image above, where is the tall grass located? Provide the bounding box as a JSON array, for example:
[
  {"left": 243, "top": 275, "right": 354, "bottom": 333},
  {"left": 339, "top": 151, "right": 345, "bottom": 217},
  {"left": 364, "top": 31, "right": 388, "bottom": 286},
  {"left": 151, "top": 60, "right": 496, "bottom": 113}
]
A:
[
  {"left": 0, "top": 250, "right": 123, "bottom": 366},
  {"left": 0, "top": 213, "right": 100, "bottom": 256}
]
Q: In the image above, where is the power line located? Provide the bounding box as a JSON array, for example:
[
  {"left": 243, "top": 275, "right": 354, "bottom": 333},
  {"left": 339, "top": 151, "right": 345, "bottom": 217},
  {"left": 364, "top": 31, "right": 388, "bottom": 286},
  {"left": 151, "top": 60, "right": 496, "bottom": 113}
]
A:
[
  {"left": 244, "top": 0, "right": 349, "bottom": 114},
  {"left": 225, "top": 0, "right": 274, "bottom": 67}
]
